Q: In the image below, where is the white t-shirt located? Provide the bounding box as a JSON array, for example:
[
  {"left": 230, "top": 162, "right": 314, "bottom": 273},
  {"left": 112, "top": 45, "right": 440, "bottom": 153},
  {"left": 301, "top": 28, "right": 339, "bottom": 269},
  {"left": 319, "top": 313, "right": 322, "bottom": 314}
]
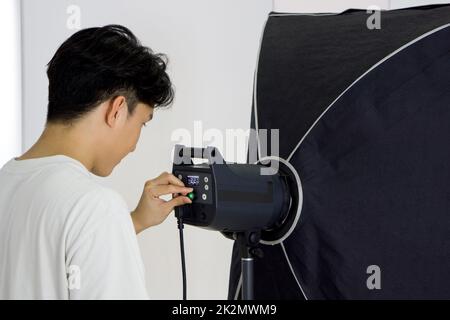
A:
[{"left": 0, "top": 155, "right": 149, "bottom": 299}]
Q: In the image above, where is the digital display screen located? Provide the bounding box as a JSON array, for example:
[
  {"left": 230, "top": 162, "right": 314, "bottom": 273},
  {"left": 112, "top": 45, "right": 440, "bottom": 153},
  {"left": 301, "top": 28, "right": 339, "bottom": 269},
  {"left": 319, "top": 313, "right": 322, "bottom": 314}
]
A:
[{"left": 187, "top": 175, "right": 200, "bottom": 186}]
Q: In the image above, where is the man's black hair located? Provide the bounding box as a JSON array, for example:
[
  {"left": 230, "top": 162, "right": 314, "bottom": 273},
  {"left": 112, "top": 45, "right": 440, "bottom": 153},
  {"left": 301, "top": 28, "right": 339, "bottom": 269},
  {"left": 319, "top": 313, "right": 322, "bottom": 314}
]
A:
[{"left": 46, "top": 24, "right": 174, "bottom": 124}]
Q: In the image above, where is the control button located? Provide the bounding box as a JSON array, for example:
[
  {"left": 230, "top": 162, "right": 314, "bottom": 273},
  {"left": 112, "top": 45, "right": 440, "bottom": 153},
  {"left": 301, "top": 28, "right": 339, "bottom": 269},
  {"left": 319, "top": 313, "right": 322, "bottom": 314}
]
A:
[
  {"left": 204, "top": 184, "right": 209, "bottom": 191},
  {"left": 204, "top": 177, "right": 209, "bottom": 183},
  {"left": 187, "top": 192, "right": 195, "bottom": 201},
  {"left": 178, "top": 174, "right": 183, "bottom": 180},
  {"left": 202, "top": 193, "right": 207, "bottom": 200}
]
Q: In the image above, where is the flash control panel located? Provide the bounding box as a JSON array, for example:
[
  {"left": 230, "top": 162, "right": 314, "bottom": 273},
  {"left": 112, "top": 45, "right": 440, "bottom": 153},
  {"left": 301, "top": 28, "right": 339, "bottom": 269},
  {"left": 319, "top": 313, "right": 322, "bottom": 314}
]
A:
[{"left": 175, "top": 171, "right": 213, "bottom": 205}]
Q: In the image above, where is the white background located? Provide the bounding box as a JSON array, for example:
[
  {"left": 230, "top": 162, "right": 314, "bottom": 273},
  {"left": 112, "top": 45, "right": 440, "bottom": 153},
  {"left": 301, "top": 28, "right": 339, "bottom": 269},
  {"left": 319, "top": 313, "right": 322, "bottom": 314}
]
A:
[{"left": 0, "top": 0, "right": 21, "bottom": 166}]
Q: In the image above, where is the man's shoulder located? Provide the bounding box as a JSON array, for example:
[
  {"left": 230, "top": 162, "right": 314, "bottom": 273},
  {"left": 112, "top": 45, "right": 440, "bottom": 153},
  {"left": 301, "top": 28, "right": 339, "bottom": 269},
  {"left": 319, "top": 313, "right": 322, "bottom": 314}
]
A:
[
  {"left": 72, "top": 185, "right": 128, "bottom": 213},
  {"left": 62, "top": 180, "right": 131, "bottom": 250},
  {"left": 44, "top": 164, "right": 130, "bottom": 232},
  {"left": 42, "top": 162, "right": 127, "bottom": 211}
]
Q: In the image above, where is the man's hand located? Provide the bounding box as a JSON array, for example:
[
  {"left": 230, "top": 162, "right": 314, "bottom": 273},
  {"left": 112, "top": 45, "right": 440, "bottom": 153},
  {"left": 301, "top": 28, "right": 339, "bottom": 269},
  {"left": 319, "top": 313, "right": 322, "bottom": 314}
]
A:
[{"left": 131, "top": 172, "right": 193, "bottom": 234}]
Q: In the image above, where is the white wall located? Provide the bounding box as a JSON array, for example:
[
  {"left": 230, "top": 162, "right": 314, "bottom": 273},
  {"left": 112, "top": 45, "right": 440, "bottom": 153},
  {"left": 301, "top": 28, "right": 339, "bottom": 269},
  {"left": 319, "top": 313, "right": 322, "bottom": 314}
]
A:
[
  {"left": 21, "top": 0, "right": 272, "bottom": 299},
  {"left": 0, "top": 0, "right": 21, "bottom": 167}
]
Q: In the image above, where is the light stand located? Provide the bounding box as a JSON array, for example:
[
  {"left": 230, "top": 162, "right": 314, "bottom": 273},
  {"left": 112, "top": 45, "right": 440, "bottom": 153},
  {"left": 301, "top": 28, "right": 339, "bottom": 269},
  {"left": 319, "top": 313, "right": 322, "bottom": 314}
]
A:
[{"left": 235, "top": 231, "right": 263, "bottom": 300}]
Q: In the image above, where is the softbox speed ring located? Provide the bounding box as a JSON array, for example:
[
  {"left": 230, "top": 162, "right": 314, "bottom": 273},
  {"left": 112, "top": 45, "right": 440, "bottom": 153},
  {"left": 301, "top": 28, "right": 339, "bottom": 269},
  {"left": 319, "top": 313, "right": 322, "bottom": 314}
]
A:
[{"left": 256, "top": 156, "right": 303, "bottom": 245}]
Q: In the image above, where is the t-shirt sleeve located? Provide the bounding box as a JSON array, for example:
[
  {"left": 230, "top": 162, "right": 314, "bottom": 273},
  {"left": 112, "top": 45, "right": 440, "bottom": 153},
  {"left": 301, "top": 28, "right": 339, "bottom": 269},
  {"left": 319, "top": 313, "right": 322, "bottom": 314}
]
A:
[{"left": 65, "top": 187, "right": 149, "bottom": 300}]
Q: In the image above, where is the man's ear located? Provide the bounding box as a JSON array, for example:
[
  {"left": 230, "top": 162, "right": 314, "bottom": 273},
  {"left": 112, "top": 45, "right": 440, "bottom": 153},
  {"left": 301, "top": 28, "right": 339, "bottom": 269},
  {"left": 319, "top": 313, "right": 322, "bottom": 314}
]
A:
[{"left": 105, "top": 96, "right": 127, "bottom": 128}]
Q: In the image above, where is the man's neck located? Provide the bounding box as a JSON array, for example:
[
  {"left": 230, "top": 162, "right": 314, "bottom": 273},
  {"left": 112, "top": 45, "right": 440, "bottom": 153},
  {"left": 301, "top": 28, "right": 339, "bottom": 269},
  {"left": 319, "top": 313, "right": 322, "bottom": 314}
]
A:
[{"left": 18, "top": 124, "right": 95, "bottom": 172}]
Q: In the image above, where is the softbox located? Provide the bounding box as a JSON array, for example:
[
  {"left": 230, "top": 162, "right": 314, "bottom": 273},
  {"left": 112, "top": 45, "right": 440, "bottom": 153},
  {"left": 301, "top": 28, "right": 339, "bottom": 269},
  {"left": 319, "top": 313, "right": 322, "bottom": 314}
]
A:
[{"left": 228, "top": 4, "right": 450, "bottom": 299}]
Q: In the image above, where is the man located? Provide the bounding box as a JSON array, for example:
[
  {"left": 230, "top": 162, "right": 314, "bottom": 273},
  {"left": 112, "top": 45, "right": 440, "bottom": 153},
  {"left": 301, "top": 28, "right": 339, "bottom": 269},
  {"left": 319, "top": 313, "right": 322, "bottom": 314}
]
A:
[{"left": 0, "top": 25, "right": 192, "bottom": 299}]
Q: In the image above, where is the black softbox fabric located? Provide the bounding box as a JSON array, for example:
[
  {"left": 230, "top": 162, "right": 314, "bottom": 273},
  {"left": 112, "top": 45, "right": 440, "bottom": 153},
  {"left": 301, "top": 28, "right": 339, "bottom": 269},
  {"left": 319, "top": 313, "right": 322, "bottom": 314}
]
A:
[{"left": 228, "top": 5, "right": 450, "bottom": 299}]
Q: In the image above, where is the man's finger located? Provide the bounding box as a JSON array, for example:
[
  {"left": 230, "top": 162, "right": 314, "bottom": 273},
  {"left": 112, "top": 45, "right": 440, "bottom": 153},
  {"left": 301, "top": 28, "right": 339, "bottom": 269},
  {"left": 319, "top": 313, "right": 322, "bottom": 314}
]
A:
[
  {"left": 149, "top": 185, "right": 192, "bottom": 198},
  {"left": 152, "top": 172, "right": 185, "bottom": 187},
  {"left": 163, "top": 196, "right": 192, "bottom": 212}
]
